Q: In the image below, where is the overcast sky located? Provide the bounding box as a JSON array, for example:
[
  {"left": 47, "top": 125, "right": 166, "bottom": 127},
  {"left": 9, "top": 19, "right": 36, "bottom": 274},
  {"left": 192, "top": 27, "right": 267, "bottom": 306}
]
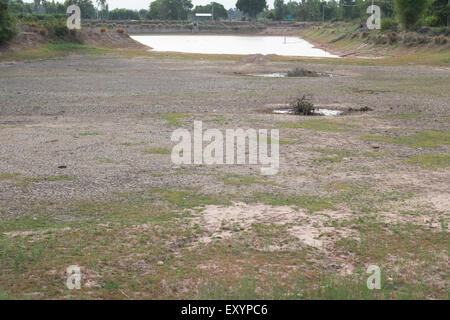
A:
[{"left": 25, "top": 0, "right": 276, "bottom": 10}]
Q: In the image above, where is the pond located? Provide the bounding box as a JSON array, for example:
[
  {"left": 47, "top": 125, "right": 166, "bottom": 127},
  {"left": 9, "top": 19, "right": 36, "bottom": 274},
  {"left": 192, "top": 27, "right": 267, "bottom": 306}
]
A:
[{"left": 131, "top": 35, "right": 339, "bottom": 58}]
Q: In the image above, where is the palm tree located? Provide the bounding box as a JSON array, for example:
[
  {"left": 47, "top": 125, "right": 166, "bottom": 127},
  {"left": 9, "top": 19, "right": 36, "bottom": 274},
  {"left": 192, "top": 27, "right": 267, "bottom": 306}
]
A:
[{"left": 96, "top": 0, "right": 107, "bottom": 19}]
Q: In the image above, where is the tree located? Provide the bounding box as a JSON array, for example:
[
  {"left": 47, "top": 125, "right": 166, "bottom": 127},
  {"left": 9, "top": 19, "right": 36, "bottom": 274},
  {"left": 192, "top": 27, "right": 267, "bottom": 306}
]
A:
[
  {"left": 109, "top": 8, "right": 140, "bottom": 20},
  {"left": 64, "top": 0, "right": 96, "bottom": 19},
  {"left": 428, "top": 0, "right": 450, "bottom": 26},
  {"left": 236, "top": 0, "right": 267, "bottom": 19},
  {"left": 0, "top": 2, "right": 17, "bottom": 45},
  {"left": 148, "top": 0, "right": 193, "bottom": 20},
  {"left": 193, "top": 2, "right": 228, "bottom": 20},
  {"left": 274, "top": 0, "right": 285, "bottom": 20},
  {"left": 96, "top": 0, "right": 108, "bottom": 19},
  {"left": 394, "top": 0, "right": 429, "bottom": 29}
]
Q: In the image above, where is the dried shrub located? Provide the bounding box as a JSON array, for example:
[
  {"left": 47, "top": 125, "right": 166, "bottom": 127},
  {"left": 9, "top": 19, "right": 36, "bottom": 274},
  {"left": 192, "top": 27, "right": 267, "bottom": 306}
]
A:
[
  {"left": 387, "top": 32, "right": 398, "bottom": 44},
  {"left": 290, "top": 94, "right": 315, "bottom": 116},
  {"left": 433, "top": 35, "right": 447, "bottom": 45},
  {"left": 116, "top": 28, "right": 124, "bottom": 34},
  {"left": 287, "top": 68, "right": 320, "bottom": 78},
  {"left": 100, "top": 28, "right": 106, "bottom": 33}
]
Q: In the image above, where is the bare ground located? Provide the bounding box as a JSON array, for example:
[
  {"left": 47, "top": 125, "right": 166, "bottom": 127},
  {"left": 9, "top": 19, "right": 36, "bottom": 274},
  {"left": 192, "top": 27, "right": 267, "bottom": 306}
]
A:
[{"left": 0, "top": 52, "right": 448, "bottom": 299}]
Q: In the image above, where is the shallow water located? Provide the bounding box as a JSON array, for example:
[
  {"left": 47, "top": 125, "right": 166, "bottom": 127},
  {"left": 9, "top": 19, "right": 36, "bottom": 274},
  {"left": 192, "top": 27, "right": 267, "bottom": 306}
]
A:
[
  {"left": 131, "top": 35, "right": 339, "bottom": 58},
  {"left": 249, "top": 73, "right": 287, "bottom": 78},
  {"left": 273, "top": 108, "right": 342, "bottom": 116}
]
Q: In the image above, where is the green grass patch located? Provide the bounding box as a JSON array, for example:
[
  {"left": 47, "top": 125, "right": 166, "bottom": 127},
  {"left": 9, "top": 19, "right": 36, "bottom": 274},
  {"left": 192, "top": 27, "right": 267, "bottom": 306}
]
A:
[
  {"left": 142, "top": 147, "right": 171, "bottom": 155},
  {"left": 0, "top": 173, "right": 21, "bottom": 180},
  {"left": 405, "top": 154, "right": 450, "bottom": 170},
  {"left": 155, "top": 113, "right": 191, "bottom": 126},
  {"left": 158, "top": 189, "right": 231, "bottom": 209},
  {"left": 120, "top": 141, "right": 147, "bottom": 147},
  {"left": 360, "top": 131, "right": 450, "bottom": 148},
  {"left": 246, "top": 193, "right": 335, "bottom": 213},
  {"left": 314, "top": 148, "right": 355, "bottom": 157},
  {"left": 313, "top": 156, "right": 343, "bottom": 164},
  {"left": 78, "top": 131, "right": 102, "bottom": 136},
  {"left": 222, "top": 174, "right": 278, "bottom": 186},
  {"left": 0, "top": 42, "right": 110, "bottom": 62},
  {"left": 363, "top": 151, "right": 386, "bottom": 158},
  {"left": 279, "top": 119, "right": 353, "bottom": 133}
]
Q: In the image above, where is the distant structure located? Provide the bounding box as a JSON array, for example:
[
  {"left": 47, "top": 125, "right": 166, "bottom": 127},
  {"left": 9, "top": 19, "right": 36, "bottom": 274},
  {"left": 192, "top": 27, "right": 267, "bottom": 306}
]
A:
[
  {"left": 195, "top": 13, "right": 213, "bottom": 20},
  {"left": 227, "top": 8, "right": 243, "bottom": 21}
]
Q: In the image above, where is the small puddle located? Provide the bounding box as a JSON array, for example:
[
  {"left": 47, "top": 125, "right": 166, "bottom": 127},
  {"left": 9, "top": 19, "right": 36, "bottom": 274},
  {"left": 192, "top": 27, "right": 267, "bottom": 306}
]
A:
[
  {"left": 249, "top": 73, "right": 287, "bottom": 78},
  {"left": 273, "top": 108, "right": 342, "bottom": 116},
  {"left": 249, "top": 72, "right": 335, "bottom": 78}
]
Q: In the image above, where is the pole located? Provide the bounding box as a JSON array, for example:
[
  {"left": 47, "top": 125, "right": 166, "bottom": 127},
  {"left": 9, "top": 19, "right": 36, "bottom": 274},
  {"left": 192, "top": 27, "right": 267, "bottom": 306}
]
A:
[{"left": 323, "top": 4, "right": 325, "bottom": 23}]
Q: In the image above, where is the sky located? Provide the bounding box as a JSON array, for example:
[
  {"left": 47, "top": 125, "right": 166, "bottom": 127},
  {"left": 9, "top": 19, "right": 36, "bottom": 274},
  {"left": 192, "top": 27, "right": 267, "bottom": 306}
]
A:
[{"left": 25, "top": 0, "right": 276, "bottom": 11}]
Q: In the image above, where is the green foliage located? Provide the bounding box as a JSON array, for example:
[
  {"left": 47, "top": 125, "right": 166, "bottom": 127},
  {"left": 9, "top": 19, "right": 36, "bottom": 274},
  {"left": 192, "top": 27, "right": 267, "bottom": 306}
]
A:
[
  {"left": 43, "top": 17, "right": 70, "bottom": 38},
  {"left": 193, "top": 2, "right": 228, "bottom": 20},
  {"left": 381, "top": 17, "right": 398, "bottom": 31},
  {"left": 236, "top": 0, "right": 267, "bottom": 19},
  {"left": 424, "top": 15, "right": 440, "bottom": 27},
  {"left": 108, "top": 8, "right": 140, "bottom": 20},
  {"left": 274, "top": 0, "right": 285, "bottom": 21},
  {"left": 0, "top": 2, "right": 17, "bottom": 45},
  {"left": 148, "top": 0, "right": 193, "bottom": 20},
  {"left": 394, "top": 0, "right": 429, "bottom": 30},
  {"left": 66, "top": 0, "right": 96, "bottom": 19},
  {"left": 428, "top": 0, "right": 450, "bottom": 26}
]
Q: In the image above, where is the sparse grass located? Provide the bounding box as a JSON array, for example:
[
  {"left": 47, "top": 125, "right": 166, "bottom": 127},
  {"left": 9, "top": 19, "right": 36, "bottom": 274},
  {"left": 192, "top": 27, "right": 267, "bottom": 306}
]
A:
[
  {"left": 387, "top": 114, "right": 421, "bottom": 120},
  {"left": 97, "top": 157, "right": 114, "bottom": 164},
  {"left": 246, "top": 193, "right": 335, "bottom": 213},
  {"left": 279, "top": 119, "right": 353, "bottom": 133},
  {"left": 78, "top": 131, "right": 102, "bottom": 136},
  {"left": 155, "top": 113, "right": 191, "bottom": 126},
  {"left": 404, "top": 154, "right": 450, "bottom": 170},
  {"left": 314, "top": 148, "right": 355, "bottom": 158},
  {"left": 313, "top": 156, "right": 342, "bottom": 164},
  {"left": 363, "top": 151, "right": 386, "bottom": 158},
  {"left": 120, "top": 141, "right": 147, "bottom": 147},
  {"left": 0, "top": 173, "right": 21, "bottom": 180},
  {"left": 159, "top": 189, "right": 231, "bottom": 209},
  {"left": 142, "top": 147, "right": 171, "bottom": 155},
  {"left": 0, "top": 43, "right": 110, "bottom": 62},
  {"left": 222, "top": 174, "right": 277, "bottom": 186},
  {"left": 360, "top": 131, "right": 450, "bottom": 148}
]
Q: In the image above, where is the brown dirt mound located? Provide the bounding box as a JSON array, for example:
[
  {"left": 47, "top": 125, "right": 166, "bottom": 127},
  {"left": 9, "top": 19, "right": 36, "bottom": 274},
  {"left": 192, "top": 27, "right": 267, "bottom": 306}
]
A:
[
  {"left": 81, "top": 30, "right": 150, "bottom": 50},
  {"left": 0, "top": 26, "right": 150, "bottom": 54}
]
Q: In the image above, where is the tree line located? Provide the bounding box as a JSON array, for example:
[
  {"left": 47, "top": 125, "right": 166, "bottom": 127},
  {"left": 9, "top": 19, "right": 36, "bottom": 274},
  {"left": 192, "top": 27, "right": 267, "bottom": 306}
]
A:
[{"left": 2, "top": 0, "right": 449, "bottom": 30}]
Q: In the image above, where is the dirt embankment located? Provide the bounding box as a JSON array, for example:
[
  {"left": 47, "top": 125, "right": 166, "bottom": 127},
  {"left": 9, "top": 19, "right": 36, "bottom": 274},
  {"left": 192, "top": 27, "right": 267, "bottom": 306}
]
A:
[
  {"left": 0, "top": 24, "right": 150, "bottom": 55},
  {"left": 298, "top": 22, "right": 450, "bottom": 58}
]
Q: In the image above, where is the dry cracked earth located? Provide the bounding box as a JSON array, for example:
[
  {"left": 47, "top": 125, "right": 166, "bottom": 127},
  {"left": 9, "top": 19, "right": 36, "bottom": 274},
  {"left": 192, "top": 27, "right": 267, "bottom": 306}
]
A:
[{"left": 0, "top": 53, "right": 448, "bottom": 299}]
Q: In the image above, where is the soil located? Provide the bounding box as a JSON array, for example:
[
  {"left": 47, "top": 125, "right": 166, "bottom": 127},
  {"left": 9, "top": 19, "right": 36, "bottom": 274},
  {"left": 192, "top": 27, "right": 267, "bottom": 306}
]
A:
[{"left": 0, "top": 40, "right": 448, "bottom": 299}]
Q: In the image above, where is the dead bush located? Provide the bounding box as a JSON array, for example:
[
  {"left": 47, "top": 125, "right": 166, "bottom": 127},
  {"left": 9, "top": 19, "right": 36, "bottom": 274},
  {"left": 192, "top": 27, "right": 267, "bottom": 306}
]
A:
[
  {"left": 387, "top": 32, "right": 398, "bottom": 44},
  {"left": 433, "top": 35, "right": 447, "bottom": 45},
  {"left": 290, "top": 94, "right": 315, "bottom": 116},
  {"left": 287, "top": 68, "right": 320, "bottom": 78}
]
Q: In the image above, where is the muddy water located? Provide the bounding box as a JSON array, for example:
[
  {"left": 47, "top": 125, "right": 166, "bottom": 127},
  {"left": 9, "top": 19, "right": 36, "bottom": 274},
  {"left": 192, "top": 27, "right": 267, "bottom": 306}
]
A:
[{"left": 131, "top": 35, "right": 339, "bottom": 57}]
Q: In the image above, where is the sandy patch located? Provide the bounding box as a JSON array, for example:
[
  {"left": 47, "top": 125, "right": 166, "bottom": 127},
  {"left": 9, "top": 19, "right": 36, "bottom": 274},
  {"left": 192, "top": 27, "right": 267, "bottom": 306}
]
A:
[{"left": 194, "top": 202, "right": 353, "bottom": 249}]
